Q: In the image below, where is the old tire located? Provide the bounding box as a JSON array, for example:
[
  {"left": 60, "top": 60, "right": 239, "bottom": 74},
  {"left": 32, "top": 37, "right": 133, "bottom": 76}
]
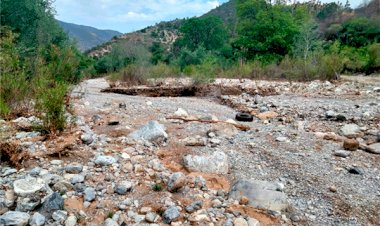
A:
[{"left": 235, "top": 113, "right": 253, "bottom": 122}]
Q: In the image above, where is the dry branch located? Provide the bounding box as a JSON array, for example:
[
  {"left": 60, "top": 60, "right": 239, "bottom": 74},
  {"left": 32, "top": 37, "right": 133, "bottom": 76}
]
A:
[{"left": 166, "top": 116, "right": 250, "bottom": 131}]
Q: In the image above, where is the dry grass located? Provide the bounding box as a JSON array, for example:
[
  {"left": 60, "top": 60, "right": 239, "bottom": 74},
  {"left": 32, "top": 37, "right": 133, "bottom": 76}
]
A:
[{"left": 0, "top": 141, "right": 29, "bottom": 168}]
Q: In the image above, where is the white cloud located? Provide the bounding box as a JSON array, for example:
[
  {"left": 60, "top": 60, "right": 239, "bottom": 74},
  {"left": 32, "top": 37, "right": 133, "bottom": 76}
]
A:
[{"left": 54, "top": 0, "right": 226, "bottom": 33}]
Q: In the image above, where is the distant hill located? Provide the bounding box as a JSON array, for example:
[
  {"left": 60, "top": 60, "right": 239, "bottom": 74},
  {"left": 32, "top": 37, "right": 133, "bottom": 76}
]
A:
[
  {"left": 57, "top": 20, "right": 122, "bottom": 52},
  {"left": 86, "top": 1, "right": 235, "bottom": 57}
]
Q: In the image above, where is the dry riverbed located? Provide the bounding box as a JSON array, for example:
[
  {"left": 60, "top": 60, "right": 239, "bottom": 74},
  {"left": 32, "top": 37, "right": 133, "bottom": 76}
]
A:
[{"left": 1, "top": 76, "right": 379, "bottom": 226}]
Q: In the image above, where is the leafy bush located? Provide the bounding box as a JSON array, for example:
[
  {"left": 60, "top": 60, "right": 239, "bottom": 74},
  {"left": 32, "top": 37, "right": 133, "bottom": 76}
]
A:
[
  {"left": 35, "top": 80, "right": 69, "bottom": 133},
  {"left": 109, "top": 65, "right": 148, "bottom": 86},
  {"left": 148, "top": 63, "right": 180, "bottom": 78},
  {"left": 365, "top": 43, "right": 380, "bottom": 74}
]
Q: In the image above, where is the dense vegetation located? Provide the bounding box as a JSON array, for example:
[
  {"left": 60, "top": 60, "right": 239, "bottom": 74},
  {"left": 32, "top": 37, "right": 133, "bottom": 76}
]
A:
[
  {"left": 93, "top": 0, "right": 380, "bottom": 83},
  {"left": 0, "top": 0, "right": 93, "bottom": 133}
]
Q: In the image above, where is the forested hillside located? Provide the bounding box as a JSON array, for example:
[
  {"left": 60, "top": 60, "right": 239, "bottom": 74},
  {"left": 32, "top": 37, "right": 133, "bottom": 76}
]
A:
[{"left": 89, "top": 0, "right": 380, "bottom": 83}]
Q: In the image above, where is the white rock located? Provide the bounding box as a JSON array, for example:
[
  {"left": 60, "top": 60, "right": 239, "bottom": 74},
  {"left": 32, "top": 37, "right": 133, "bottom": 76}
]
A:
[
  {"left": 13, "top": 178, "right": 46, "bottom": 197},
  {"left": 174, "top": 108, "right": 189, "bottom": 117}
]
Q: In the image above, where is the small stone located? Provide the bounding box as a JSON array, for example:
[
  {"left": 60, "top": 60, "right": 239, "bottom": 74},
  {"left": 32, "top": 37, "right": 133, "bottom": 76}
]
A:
[
  {"left": 253, "top": 94, "right": 263, "bottom": 104},
  {"left": 343, "top": 139, "right": 359, "bottom": 151},
  {"left": 95, "top": 155, "right": 117, "bottom": 166},
  {"left": 212, "top": 199, "right": 222, "bottom": 208},
  {"left": 84, "top": 187, "right": 96, "bottom": 202},
  {"left": 0, "top": 211, "right": 30, "bottom": 226},
  {"left": 325, "top": 110, "right": 336, "bottom": 118},
  {"left": 257, "top": 111, "right": 278, "bottom": 120},
  {"left": 53, "top": 181, "right": 74, "bottom": 193},
  {"left": 329, "top": 186, "right": 337, "bottom": 193},
  {"left": 65, "top": 215, "right": 77, "bottom": 226},
  {"left": 163, "top": 206, "right": 180, "bottom": 224},
  {"left": 367, "top": 143, "right": 380, "bottom": 154},
  {"left": 129, "top": 121, "right": 168, "bottom": 143},
  {"left": 182, "top": 136, "right": 206, "bottom": 146},
  {"left": 16, "top": 197, "right": 40, "bottom": 212},
  {"left": 145, "top": 212, "right": 159, "bottom": 223},
  {"left": 167, "top": 172, "right": 186, "bottom": 192},
  {"left": 247, "top": 218, "right": 260, "bottom": 226},
  {"left": 104, "top": 218, "right": 118, "bottom": 226},
  {"left": 52, "top": 210, "right": 68, "bottom": 223},
  {"left": 174, "top": 108, "right": 189, "bottom": 117},
  {"left": 183, "top": 151, "right": 229, "bottom": 174},
  {"left": 51, "top": 160, "right": 63, "bottom": 165},
  {"left": 108, "top": 120, "right": 119, "bottom": 126},
  {"left": 41, "top": 192, "right": 64, "bottom": 214},
  {"left": 348, "top": 166, "right": 364, "bottom": 175},
  {"left": 70, "top": 174, "right": 85, "bottom": 184},
  {"left": 185, "top": 201, "right": 203, "bottom": 213},
  {"left": 29, "top": 212, "right": 46, "bottom": 226},
  {"left": 65, "top": 164, "right": 83, "bottom": 174},
  {"left": 239, "top": 196, "right": 250, "bottom": 205},
  {"left": 276, "top": 136, "right": 288, "bottom": 142},
  {"left": 81, "top": 133, "right": 94, "bottom": 145},
  {"left": 234, "top": 217, "right": 248, "bottom": 226},
  {"left": 339, "top": 124, "right": 361, "bottom": 138},
  {"left": 334, "top": 150, "right": 351, "bottom": 158},
  {"left": 115, "top": 181, "right": 133, "bottom": 195}
]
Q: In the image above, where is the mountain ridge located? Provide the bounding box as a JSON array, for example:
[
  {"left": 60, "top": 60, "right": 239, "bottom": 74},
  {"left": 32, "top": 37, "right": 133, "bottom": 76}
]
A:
[{"left": 57, "top": 20, "right": 122, "bottom": 52}]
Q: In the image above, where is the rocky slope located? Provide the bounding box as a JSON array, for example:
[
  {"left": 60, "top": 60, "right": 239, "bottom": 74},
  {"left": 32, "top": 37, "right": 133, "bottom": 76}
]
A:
[{"left": 0, "top": 76, "right": 379, "bottom": 226}]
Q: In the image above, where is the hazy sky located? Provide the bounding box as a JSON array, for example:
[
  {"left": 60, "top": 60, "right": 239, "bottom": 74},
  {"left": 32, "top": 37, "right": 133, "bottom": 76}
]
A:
[{"left": 53, "top": 0, "right": 366, "bottom": 33}]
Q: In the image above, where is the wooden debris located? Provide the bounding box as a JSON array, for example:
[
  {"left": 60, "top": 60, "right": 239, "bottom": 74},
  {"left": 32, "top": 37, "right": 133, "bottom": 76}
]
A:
[{"left": 166, "top": 116, "right": 250, "bottom": 131}]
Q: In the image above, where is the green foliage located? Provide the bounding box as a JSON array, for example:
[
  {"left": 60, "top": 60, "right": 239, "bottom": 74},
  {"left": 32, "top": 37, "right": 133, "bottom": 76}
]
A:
[
  {"left": 1, "top": 0, "right": 69, "bottom": 52},
  {"left": 150, "top": 42, "right": 165, "bottom": 65},
  {"left": 176, "top": 16, "right": 228, "bottom": 51},
  {"left": 35, "top": 80, "right": 68, "bottom": 133},
  {"left": 0, "top": 0, "right": 91, "bottom": 133},
  {"left": 152, "top": 183, "right": 163, "bottom": 192},
  {"left": 366, "top": 43, "right": 380, "bottom": 74},
  {"left": 0, "top": 29, "right": 31, "bottom": 117},
  {"left": 316, "top": 2, "right": 342, "bottom": 20},
  {"left": 338, "top": 17, "right": 380, "bottom": 47},
  {"left": 108, "top": 65, "right": 148, "bottom": 86},
  {"left": 236, "top": 0, "right": 299, "bottom": 62},
  {"left": 148, "top": 63, "right": 180, "bottom": 78},
  {"left": 178, "top": 47, "right": 206, "bottom": 70}
]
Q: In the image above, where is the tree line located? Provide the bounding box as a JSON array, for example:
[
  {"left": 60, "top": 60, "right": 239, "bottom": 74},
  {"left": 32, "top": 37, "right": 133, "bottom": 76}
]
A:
[{"left": 94, "top": 0, "right": 379, "bottom": 83}]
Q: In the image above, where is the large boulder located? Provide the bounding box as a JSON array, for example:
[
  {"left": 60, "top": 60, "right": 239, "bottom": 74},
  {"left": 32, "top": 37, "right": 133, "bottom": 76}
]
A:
[
  {"left": 0, "top": 211, "right": 30, "bottom": 226},
  {"left": 13, "top": 177, "right": 47, "bottom": 197},
  {"left": 183, "top": 151, "right": 229, "bottom": 174},
  {"left": 129, "top": 121, "right": 168, "bottom": 143},
  {"left": 229, "top": 179, "right": 288, "bottom": 212}
]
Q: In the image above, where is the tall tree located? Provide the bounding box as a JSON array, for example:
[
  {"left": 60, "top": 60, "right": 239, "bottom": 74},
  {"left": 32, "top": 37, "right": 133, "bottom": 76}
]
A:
[
  {"left": 235, "top": 0, "right": 298, "bottom": 61},
  {"left": 176, "top": 16, "right": 228, "bottom": 51},
  {"left": 1, "top": 0, "right": 68, "bottom": 52}
]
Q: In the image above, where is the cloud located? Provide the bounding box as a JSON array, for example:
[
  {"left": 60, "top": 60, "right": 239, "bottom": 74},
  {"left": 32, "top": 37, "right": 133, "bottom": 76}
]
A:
[{"left": 54, "top": 0, "right": 226, "bottom": 33}]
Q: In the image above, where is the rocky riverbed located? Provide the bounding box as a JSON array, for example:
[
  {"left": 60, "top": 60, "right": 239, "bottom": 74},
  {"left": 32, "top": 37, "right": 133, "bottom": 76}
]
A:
[{"left": 0, "top": 76, "right": 379, "bottom": 226}]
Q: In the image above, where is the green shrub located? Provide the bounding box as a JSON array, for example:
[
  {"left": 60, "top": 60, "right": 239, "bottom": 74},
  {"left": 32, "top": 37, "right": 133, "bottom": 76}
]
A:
[
  {"left": 148, "top": 63, "right": 180, "bottom": 78},
  {"left": 366, "top": 43, "right": 380, "bottom": 74},
  {"left": 109, "top": 65, "right": 148, "bottom": 86},
  {"left": 35, "top": 81, "right": 68, "bottom": 133}
]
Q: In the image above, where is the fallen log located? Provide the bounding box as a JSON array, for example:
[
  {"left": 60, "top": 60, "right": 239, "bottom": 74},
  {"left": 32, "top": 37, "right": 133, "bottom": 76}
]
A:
[{"left": 166, "top": 116, "right": 250, "bottom": 131}]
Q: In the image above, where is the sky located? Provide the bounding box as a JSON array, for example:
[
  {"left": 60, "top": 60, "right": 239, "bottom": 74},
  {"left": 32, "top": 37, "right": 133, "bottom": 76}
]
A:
[{"left": 53, "top": 0, "right": 365, "bottom": 33}]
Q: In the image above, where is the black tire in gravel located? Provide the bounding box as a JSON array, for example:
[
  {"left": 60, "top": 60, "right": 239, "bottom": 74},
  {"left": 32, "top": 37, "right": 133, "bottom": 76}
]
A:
[{"left": 235, "top": 113, "right": 253, "bottom": 122}]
